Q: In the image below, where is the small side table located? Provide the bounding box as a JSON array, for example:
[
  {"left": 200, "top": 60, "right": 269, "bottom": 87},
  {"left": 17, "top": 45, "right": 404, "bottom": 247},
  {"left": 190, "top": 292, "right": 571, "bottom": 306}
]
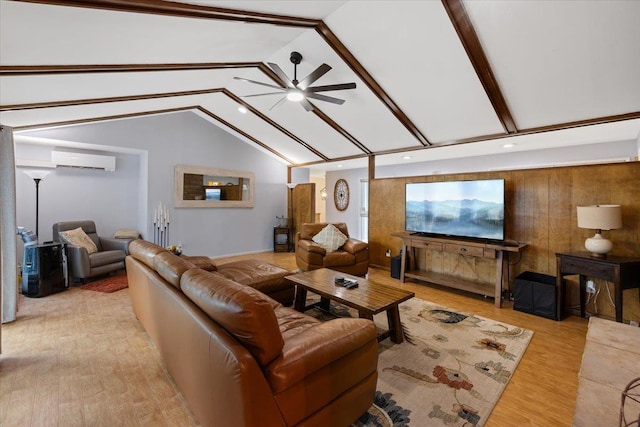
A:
[
  {"left": 556, "top": 252, "right": 640, "bottom": 322},
  {"left": 274, "top": 227, "right": 290, "bottom": 253}
]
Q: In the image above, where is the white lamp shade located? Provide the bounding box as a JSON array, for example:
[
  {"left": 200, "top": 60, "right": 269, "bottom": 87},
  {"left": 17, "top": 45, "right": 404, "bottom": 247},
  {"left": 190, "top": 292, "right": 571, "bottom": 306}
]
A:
[
  {"left": 577, "top": 205, "right": 622, "bottom": 230},
  {"left": 23, "top": 169, "right": 51, "bottom": 180}
]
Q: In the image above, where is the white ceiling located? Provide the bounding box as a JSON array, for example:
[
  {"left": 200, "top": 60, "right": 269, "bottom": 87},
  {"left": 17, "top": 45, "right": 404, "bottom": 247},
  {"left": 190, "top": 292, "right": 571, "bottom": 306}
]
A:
[{"left": 1, "top": 0, "right": 639, "bottom": 173}]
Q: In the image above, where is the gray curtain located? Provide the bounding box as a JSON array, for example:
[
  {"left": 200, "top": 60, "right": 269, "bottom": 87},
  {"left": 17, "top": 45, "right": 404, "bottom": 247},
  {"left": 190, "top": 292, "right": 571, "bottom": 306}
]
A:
[{"left": 0, "top": 125, "right": 18, "bottom": 336}]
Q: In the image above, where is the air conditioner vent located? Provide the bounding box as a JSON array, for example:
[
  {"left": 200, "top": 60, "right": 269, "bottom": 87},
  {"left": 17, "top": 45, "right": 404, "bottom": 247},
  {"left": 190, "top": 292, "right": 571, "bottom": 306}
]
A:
[{"left": 51, "top": 151, "right": 116, "bottom": 171}]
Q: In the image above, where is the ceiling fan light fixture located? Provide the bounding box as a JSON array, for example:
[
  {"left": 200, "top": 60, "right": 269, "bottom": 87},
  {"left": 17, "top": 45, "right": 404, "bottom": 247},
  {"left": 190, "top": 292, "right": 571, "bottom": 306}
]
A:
[{"left": 286, "top": 90, "right": 304, "bottom": 102}]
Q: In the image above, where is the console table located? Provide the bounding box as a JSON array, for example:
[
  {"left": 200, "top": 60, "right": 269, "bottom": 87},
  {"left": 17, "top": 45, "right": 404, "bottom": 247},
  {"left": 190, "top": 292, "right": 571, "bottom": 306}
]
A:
[
  {"left": 556, "top": 252, "right": 640, "bottom": 322},
  {"left": 392, "top": 232, "right": 527, "bottom": 307}
]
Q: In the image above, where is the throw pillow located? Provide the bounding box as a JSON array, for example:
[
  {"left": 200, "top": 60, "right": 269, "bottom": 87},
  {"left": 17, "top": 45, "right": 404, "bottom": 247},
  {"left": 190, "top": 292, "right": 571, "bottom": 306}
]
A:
[
  {"left": 113, "top": 228, "right": 140, "bottom": 239},
  {"left": 59, "top": 227, "right": 98, "bottom": 254},
  {"left": 312, "top": 224, "right": 348, "bottom": 252}
]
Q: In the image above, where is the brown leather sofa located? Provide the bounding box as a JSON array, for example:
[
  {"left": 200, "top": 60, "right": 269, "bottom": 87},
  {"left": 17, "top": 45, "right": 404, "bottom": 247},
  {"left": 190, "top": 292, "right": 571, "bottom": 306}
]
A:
[
  {"left": 126, "top": 240, "right": 378, "bottom": 427},
  {"left": 295, "top": 223, "right": 369, "bottom": 277}
]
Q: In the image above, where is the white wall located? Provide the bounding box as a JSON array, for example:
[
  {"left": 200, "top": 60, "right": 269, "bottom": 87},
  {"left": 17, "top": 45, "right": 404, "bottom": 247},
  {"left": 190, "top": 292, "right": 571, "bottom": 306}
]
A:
[
  {"left": 16, "top": 111, "right": 288, "bottom": 257},
  {"left": 325, "top": 168, "right": 367, "bottom": 241},
  {"left": 375, "top": 139, "right": 637, "bottom": 177},
  {"left": 15, "top": 145, "right": 140, "bottom": 242}
]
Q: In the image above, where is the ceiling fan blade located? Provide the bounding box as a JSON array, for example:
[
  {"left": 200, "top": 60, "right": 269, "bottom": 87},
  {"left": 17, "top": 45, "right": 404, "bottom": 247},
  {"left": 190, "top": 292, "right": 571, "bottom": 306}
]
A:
[
  {"left": 267, "top": 63, "right": 296, "bottom": 88},
  {"left": 269, "top": 96, "right": 288, "bottom": 111},
  {"left": 305, "top": 92, "right": 346, "bottom": 105},
  {"left": 300, "top": 98, "right": 315, "bottom": 112},
  {"left": 242, "top": 92, "right": 285, "bottom": 98},
  {"left": 233, "top": 77, "right": 285, "bottom": 91},
  {"left": 307, "top": 82, "right": 357, "bottom": 93},
  {"left": 298, "top": 63, "right": 332, "bottom": 90}
]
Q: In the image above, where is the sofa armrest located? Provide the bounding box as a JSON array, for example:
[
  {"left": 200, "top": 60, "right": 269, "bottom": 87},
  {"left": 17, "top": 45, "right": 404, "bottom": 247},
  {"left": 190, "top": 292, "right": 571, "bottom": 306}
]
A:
[
  {"left": 297, "top": 239, "right": 326, "bottom": 255},
  {"left": 264, "top": 318, "right": 377, "bottom": 393},
  {"left": 100, "top": 236, "right": 132, "bottom": 254},
  {"left": 342, "top": 238, "right": 368, "bottom": 254},
  {"left": 65, "top": 244, "right": 91, "bottom": 278}
]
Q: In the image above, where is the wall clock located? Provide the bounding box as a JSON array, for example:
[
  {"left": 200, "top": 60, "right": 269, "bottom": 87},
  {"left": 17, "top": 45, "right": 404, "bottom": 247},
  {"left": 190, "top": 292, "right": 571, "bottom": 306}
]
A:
[{"left": 334, "top": 179, "right": 350, "bottom": 211}]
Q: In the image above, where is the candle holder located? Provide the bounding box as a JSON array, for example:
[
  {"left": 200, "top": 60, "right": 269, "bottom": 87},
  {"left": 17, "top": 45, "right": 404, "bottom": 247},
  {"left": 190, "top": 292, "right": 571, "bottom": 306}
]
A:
[{"left": 153, "top": 202, "right": 170, "bottom": 248}]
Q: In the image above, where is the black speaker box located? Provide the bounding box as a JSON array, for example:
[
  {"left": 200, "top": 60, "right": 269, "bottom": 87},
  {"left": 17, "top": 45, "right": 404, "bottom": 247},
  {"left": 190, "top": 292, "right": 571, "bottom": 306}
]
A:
[
  {"left": 513, "top": 271, "right": 557, "bottom": 320},
  {"left": 22, "top": 243, "right": 67, "bottom": 298},
  {"left": 390, "top": 255, "right": 402, "bottom": 279}
]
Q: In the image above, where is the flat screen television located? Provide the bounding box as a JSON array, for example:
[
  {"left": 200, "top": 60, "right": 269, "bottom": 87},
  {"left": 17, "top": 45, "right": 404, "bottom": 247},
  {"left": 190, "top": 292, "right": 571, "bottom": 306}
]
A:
[
  {"left": 405, "top": 179, "right": 505, "bottom": 242},
  {"left": 205, "top": 188, "right": 221, "bottom": 201}
]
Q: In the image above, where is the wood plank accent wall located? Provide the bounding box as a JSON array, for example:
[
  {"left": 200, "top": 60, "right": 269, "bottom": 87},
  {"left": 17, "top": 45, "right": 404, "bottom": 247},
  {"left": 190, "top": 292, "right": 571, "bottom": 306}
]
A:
[
  {"left": 183, "top": 173, "right": 204, "bottom": 200},
  {"left": 370, "top": 161, "right": 640, "bottom": 322}
]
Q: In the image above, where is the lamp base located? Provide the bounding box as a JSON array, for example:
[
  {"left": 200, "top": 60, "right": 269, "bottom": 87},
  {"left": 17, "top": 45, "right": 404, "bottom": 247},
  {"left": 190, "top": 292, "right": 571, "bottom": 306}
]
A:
[{"left": 584, "top": 233, "right": 613, "bottom": 258}]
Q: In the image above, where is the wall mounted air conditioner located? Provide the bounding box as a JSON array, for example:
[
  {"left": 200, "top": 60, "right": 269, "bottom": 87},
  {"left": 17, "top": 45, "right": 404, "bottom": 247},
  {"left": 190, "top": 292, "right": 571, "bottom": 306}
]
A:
[{"left": 51, "top": 151, "right": 116, "bottom": 171}]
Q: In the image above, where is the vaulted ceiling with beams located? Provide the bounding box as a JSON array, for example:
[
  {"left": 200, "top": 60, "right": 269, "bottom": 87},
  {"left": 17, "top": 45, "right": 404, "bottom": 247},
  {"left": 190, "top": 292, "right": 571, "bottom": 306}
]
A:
[{"left": 1, "top": 0, "right": 639, "bottom": 171}]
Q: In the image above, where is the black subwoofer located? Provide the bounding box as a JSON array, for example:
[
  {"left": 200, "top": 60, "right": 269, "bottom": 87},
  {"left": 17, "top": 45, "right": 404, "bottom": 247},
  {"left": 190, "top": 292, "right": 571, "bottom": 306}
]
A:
[
  {"left": 22, "top": 242, "right": 67, "bottom": 298},
  {"left": 513, "top": 271, "right": 557, "bottom": 320}
]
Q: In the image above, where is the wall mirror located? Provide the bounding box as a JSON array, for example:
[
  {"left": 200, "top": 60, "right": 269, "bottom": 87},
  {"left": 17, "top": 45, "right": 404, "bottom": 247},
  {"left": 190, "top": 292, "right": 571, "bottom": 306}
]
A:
[{"left": 174, "top": 165, "right": 255, "bottom": 208}]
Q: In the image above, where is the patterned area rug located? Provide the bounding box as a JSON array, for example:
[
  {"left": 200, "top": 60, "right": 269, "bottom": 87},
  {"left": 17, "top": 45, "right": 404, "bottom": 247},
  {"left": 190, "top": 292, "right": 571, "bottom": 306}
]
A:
[
  {"left": 79, "top": 273, "right": 128, "bottom": 293},
  {"left": 310, "top": 298, "right": 533, "bottom": 427}
]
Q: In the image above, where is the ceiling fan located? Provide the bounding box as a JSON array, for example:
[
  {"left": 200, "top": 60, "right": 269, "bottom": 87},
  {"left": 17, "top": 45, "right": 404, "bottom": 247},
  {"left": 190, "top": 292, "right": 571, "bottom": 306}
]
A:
[{"left": 234, "top": 51, "right": 356, "bottom": 112}]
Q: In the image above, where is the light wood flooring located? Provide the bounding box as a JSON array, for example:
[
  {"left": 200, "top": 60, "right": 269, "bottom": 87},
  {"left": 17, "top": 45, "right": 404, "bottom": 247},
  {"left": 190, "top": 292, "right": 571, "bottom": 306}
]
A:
[{"left": 1, "top": 252, "right": 588, "bottom": 426}]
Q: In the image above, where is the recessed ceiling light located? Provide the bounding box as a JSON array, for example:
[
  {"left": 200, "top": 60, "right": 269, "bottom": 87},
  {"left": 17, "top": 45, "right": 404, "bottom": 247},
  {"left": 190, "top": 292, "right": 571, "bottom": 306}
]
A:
[
  {"left": 337, "top": 164, "right": 343, "bottom": 168},
  {"left": 238, "top": 106, "right": 248, "bottom": 114},
  {"left": 402, "top": 155, "right": 412, "bottom": 160},
  {"left": 502, "top": 143, "right": 516, "bottom": 148}
]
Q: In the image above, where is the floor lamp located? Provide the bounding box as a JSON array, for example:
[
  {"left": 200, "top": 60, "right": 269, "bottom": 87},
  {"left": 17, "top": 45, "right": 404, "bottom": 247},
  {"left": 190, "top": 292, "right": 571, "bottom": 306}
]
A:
[{"left": 23, "top": 170, "right": 51, "bottom": 240}]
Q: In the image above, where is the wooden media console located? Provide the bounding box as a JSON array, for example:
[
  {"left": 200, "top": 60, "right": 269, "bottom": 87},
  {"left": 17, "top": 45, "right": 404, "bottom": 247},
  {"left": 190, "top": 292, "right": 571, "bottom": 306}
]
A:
[{"left": 392, "top": 232, "right": 527, "bottom": 307}]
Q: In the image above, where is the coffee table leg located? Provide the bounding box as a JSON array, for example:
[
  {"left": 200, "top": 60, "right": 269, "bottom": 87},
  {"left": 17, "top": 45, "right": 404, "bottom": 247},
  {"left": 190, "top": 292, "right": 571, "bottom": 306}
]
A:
[
  {"left": 294, "top": 287, "right": 307, "bottom": 312},
  {"left": 358, "top": 311, "right": 373, "bottom": 320},
  {"left": 387, "top": 306, "right": 403, "bottom": 344},
  {"left": 319, "top": 297, "right": 330, "bottom": 311}
]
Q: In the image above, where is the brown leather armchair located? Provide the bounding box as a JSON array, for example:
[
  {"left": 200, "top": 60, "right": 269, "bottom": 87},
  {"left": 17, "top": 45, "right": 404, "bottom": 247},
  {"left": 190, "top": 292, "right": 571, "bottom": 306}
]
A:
[{"left": 295, "top": 222, "right": 369, "bottom": 276}]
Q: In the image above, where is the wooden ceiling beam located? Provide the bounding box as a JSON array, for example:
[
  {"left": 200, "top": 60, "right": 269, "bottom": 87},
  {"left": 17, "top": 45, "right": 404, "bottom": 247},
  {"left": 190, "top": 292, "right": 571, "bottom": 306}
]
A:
[
  {"left": 222, "top": 90, "right": 329, "bottom": 161},
  {"left": 11, "top": 106, "right": 198, "bottom": 131},
  {"left": 316, "top": 23, "right": 431, "bottom": 147},
  {"left": 0, "top": 63, "right": 263, "bottom": 76},
  {"left": 195, "top": 107, "right": 295, "bottom": 165},
  {"left": 13, "top": 0, "right": 319, "bottom": 26},
  {"left": 0, "top": 88, "right": 224, "bottom": 111},
  {"left": 442, "top": 0, "right": 517, "bottom": 134}
]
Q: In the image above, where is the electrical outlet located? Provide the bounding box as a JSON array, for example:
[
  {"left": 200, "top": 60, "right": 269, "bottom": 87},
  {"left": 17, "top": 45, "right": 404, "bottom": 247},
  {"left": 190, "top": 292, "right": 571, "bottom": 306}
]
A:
[
  {"left": 385, "top": 249, "right": 391, "bottom": 257},
  {"left": 586, "top": 280, "right": 596, "bottom": 294}
]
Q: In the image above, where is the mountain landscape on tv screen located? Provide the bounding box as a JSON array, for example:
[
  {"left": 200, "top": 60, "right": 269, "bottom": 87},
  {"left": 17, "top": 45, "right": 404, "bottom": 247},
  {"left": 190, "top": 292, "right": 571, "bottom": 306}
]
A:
[{"left": 406, "top": 198, "right": 504, "bottom": 240}]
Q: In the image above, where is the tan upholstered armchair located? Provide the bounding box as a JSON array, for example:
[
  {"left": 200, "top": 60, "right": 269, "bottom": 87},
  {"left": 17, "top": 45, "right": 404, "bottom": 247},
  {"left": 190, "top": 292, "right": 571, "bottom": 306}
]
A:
[
  {"left": 295, "top": 222, "right": 369, "bottom": 276},
  {"left": 52, "top": 220, "right": 135, "bottom": 283}
]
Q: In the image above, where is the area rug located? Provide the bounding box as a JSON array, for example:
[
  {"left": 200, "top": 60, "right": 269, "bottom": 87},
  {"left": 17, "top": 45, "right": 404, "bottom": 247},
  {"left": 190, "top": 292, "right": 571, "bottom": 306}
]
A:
[
  {"left": 309, "top": 298, "right": 534, "bottom": 427},
  {"left": 79, "top": 273, "right": 128, "bottom": 293}
]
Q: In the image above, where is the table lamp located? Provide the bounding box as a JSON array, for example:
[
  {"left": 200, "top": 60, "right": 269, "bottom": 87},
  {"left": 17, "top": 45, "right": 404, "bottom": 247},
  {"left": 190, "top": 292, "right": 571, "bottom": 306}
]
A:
[{"left": 576, "top": 204, "right": 622, "bottom": 258}]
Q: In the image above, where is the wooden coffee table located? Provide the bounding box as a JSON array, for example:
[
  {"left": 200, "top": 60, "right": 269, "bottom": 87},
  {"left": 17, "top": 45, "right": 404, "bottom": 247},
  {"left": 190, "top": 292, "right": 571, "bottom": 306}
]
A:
[{"left": 287, "top": 268, "right": 415, "bottom": 343}]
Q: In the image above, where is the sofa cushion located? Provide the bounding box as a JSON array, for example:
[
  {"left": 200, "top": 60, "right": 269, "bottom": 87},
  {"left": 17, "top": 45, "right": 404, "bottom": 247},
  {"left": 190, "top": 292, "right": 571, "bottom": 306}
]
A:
[
  {"left": 59, "top": 227, "right": 98, "bottom": 254},
  {"left": 128, "top": 240, "right": 166, "bottom": 269},
  {"left": 323, "top": 251, "right": 355, "bottom": 268},
  {"left": 312, "top": 224, "right": 348, "bottom": 253},
  {"left": 181, "top": 269, "right": 284, "bottom": 366},
  {"left": 154, "top": 251, "right": 196, "bottom": 289},
  {"left": 274, "top": 306, "right": 321, "bottom": 337},
  {"left": 89, "top": 249, "right": 126, "bottom": 267},
  {"left": 215, "top": 259, "right": 292, "bottom": 295},
  {"left": 181, "top": 255, "right": 216, "bottom": 271}
]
